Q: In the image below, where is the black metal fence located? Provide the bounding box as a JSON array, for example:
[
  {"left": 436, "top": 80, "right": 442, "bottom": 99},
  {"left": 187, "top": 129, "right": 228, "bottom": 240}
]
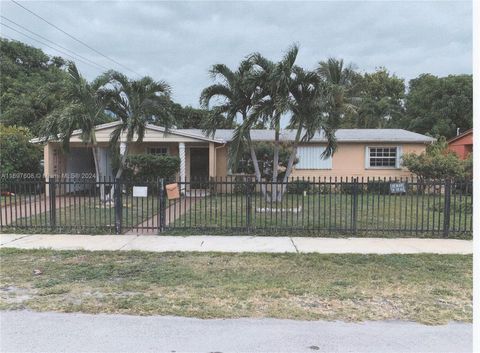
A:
[{"left": 0, "top": 176, "right": 473, "bottom": 237}]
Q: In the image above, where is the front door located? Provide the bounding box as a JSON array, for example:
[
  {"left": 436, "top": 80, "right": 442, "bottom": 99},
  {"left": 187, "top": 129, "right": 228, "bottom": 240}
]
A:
[{"left": 189, "top": 148, "right": 209, "bottom": 185}]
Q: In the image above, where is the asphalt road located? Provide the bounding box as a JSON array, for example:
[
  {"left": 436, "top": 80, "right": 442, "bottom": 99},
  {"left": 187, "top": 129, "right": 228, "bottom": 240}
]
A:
[{"left": 0, "top": 311, "right": 472, "bottom": 353}]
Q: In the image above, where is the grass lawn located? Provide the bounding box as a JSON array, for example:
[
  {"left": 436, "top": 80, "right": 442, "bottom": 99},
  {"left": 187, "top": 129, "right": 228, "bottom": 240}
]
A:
[
  {"left": 0, "top": 248, "right": 472, "bottom": 324},
  {"left": 166, "top": 192, "right": 472, "bottom": 238},
  {"left": 0, "top": 194, "right": 31, "bottom": 207},
  {"left": 5, "top": 196, "right": 160, "bottom": 234}
]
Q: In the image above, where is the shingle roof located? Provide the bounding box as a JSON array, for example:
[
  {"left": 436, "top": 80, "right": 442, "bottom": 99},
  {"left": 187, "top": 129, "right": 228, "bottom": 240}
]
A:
[
  {"left": 31, "top": 121, "right": 434, "bottom": 144},
  {"left": 177, "top": 128, "right": 435, "bottom": 143}
]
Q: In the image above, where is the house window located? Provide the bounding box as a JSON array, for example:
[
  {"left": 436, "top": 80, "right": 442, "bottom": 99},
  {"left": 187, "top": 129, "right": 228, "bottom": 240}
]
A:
[
  {"left": 147, "top": 147, "right": 168, "bottom": 156},
  {"left": 296, "top": 146, "right": 332, "bottom": 170},
  {"left": 366, "top": 146, "right": 400, "bottom": 168}
]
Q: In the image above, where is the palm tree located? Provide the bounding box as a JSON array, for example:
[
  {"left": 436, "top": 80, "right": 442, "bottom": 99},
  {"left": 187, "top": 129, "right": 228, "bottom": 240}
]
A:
[
  {"left": 106, "top": 72, "right": 173, "bottom": 185},
  {"left": 200, "top": 61, "right": 265, "bottom": 183},
  {"left": 40, "top": 62, "right": 112, "bottom": 199},
  {"left": 283, "top": 67, "right": 337, "bottom": 181},
  {"left": 316, "top": 58, "right": 359, "bottom": 127},
  {"left": 248, "top": 44, "right": 299, "bottom": 201}
]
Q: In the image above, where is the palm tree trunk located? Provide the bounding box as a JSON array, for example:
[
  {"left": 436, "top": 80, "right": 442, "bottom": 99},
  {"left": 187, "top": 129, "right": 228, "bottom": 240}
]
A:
[
  {"left": 249, "top": 143, "right": 269, "bottom": 201},
  {"left": 91, "top": 144, "right": 105, "bottom": 201},
  {"left": 108, "top": 142, "right": 129, "bottom": 200},
  {"left": 271, "top": 124, "right": 280, "bottom": 202},
  {"left": 278, "top": 127, "right": 303, "bottom": 201}
]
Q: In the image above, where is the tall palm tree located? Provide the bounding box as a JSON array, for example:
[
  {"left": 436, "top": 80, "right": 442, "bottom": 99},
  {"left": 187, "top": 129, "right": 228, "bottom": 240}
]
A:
[
  {"left": 40, "top": 62, "right": 112, "bottom": 199},
  {"left": 316, "top": 58, "right": 359, "bottom": 126},
  {"left": 200, "top": 60, "right": 264, "bottom": 183},
  {"left": 248, "top": 44, "right": 299, "bottom": 201},
  {"left": 283, "top": 67, "right": 337, "bottom": 181},
  {"left": 106, "top": 72, "right": 173, "bottom": 183}
]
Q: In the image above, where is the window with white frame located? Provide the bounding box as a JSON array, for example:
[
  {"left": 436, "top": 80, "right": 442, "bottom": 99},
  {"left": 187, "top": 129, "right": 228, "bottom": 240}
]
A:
[
  {"left": 147, "top": 147, "right": 168, "bottom": 156},
  {"left": 366, "top": 146, "right": 401, "bottom": 168},
  {"left": 296, "top": 146, "right": 332, "bottom": 169}
]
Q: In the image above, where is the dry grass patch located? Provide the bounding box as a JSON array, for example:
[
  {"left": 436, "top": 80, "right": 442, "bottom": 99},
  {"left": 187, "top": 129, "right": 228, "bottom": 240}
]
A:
[{"left": 0, "top": 248, "right": 472, "bottom": 324}]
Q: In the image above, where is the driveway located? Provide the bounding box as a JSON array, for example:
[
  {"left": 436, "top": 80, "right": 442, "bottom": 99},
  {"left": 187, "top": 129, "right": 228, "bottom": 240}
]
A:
[{"left": 0, "top": 311, "right": 472, "bottom": 353}]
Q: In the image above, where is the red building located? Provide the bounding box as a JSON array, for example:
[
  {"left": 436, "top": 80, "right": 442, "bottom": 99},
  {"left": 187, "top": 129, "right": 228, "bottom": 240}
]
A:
[{"left": 447, "top": 129, "right": 473, "bottom": 159}]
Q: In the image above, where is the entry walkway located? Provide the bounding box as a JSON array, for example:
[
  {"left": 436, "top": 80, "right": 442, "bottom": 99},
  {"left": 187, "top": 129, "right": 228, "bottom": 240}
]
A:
[{"left": 0, "top": 234, "right": 472, "bottom": 254}]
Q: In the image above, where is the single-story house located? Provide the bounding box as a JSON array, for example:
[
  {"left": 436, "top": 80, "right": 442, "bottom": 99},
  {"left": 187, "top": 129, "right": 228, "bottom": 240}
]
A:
[
  {"left": 447, "top": 129, "right": 472, "bottom": 160},
  {"left": 35, "top": 121, "right": 435, "bottom": 182}
]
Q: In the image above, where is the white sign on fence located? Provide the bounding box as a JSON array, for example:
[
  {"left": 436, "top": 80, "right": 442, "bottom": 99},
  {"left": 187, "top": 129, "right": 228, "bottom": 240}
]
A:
[
  {"left": 390, "top": 182, "right": 406, "bottom": 194},
  {"left": 132, "top": 186, "right": 148, "bottom": 197}
]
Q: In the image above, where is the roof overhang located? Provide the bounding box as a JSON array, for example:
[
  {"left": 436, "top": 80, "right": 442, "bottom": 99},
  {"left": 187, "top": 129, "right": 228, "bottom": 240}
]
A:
[{"left": 30, "top": 121, "right": 225, "bottom": 144}]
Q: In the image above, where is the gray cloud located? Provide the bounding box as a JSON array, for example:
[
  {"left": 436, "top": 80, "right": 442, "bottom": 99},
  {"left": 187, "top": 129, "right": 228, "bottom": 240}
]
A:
[{"left": 1, "top": 1, "right": 472, "bottom": 107}]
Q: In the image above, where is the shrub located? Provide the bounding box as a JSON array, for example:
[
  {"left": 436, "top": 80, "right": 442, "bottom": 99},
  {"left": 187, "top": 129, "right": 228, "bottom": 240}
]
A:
[
  {"left": 234, "top": 142, "right": 296, "bottom": 180},
  {"left": 123, "top": 154, "right": 179, "bottom": 182},
  {"left": 402, "top": 138, "right": 468, "bottom": 180},
  {"left": 339, "top": 183, "right": 365, "bottom": 194},
  {"left": 367, "top": 180, "right": 392, "bottom": 194},
  {"left": 232, "top": 175, "right": 256, "bottom": 194},
  {"left": 287, "top": 180, "right": 311, "bottom": 194}
]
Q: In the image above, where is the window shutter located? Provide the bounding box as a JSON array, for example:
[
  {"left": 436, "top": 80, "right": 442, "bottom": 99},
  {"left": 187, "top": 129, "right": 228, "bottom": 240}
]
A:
[
  {"left": 396, "top": 146, "right": 403, "bottom": 168},
  {"left": 296, "top": 146, "right": 332, "bottom": 169},
  {"left": 365, "top": 146, "right": 370, "bottom": 169}
]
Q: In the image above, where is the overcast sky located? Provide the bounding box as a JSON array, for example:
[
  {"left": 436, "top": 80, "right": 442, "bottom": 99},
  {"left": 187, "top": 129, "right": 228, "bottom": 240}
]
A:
[{"left": 0, "top": 1, "right": 472, "bottom": 108}]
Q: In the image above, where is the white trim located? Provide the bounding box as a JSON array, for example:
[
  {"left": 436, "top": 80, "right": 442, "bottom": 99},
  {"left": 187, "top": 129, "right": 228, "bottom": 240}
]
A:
[
  {"left": 179, "top": 143, "right": 186, "bottom": 193},
  {"left": 30, "top": 121, "right": 225, "bottom": 144},
  {"left": 396, "top": 145, "right": 403, "bottom": 168},
  {"left": 365, "top": 146, "right": 402, "bottom": 170},
  {"left": 145, "top": 124, "right": 224, "bottom": 143}
]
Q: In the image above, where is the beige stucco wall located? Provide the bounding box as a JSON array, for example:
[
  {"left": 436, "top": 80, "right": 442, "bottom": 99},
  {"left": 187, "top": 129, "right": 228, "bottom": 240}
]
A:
[
  {"left": 44, "top": 142, "right": 67, "bottom": 178},
  {"left": 290, "top": 142, "right": 427, "bottom": 179},
  {"left": 214, "top": 145, "right": 229, "bottom": 178},
  {"left": 43, "top": 140, "right": 428, "bottom": 182}
]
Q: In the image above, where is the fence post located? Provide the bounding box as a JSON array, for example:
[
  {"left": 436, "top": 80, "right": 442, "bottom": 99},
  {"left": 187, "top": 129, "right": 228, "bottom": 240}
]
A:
[
  {"left": 114, "top": 178, "right": 122, "bottom": 235},
  {"left": 443, "top": 179, "right": 451, "bottom": 237},
  {"left": 158, "top": 178, "right": 166, "bottom": 234},
  {"left": 352, "top": 177, "right": 358, "bottom": 235},
  {"left": 245, "top": 177, "right": 253, "bottom": 233},
  {"left": 49, "top": 177, "right": 56, "bottom": 231}
]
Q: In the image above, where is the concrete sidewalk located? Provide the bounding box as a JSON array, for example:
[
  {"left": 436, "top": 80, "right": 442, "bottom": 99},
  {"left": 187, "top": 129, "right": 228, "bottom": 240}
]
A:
[{"left": 0, "top": 233, "right": 472, "bottom": 254}]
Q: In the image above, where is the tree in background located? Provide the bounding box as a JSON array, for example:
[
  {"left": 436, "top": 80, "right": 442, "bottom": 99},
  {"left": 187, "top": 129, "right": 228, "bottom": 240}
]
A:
[
  {"left": 353, "top": 68, "right": 405, "bottom": 128},
  {"left": 166, "top": 101, "right": 235, "bottom": 129},
  {"left": 0, "top": 38, "right": 69, "bottom": 131},
  {"left": 0, "top": 125, "right": 42, "bottom": 175},
  {"left": 403, "top": 74, "right": 472, "bottom": 138},
  {"left": 316, "top": 58, "right": 359, "bottom": 128}
]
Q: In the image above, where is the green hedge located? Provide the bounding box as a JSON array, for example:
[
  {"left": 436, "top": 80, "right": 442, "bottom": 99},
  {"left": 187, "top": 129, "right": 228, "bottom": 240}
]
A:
[{"left": 123, "top": 154, "right": 179, "bottom": 182}]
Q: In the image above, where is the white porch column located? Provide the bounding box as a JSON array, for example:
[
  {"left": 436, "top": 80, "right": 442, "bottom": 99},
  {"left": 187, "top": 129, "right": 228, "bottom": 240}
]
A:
[
  {"left": 179, "top": 142, "right": 186, "bottom": 193},
  {"left": 120, "top": 142, "right": 127, "bottom": 156}
]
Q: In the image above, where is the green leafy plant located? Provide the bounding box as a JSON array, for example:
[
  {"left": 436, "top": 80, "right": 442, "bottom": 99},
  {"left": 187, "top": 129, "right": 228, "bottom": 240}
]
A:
[
  {"left": 0, "top": 124, "right": 42, "bottom": 175},
  {"left": 402, "top": 138, "right": 469, "bottom": 180},
  {"left": 123, "top": 154, "right": 180, "bottom": 182},
  {"left": 287, "top": 180, "right": 311, "bottom": 194}
]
